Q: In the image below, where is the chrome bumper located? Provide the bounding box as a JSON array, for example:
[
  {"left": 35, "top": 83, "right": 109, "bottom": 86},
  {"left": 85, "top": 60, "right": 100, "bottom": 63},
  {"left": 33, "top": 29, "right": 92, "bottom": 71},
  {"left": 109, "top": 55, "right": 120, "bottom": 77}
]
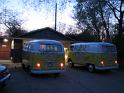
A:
[
  {"left": 95, "top": 65, "right": 119, "bottom": 70},
  {"left": 31, "top": 69, "right": 65, "bottom": 74},
  {"left": 0, "top": 73, "right": 11, "bottom": 83}
]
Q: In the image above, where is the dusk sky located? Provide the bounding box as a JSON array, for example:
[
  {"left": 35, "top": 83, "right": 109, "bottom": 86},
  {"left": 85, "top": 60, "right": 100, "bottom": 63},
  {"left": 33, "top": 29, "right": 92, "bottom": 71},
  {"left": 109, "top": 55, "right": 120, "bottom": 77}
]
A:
[{"left": 0, "top": 0, "right": 76, "bottom": 31}]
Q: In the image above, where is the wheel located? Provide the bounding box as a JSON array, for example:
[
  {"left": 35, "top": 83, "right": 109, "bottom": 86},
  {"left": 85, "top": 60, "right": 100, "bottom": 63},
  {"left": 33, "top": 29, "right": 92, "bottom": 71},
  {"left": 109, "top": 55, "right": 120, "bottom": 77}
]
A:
[
  {"left": 21, "top": 63, "right": 25, "bottom": 69},
  {"left": 26, "top": 65, "right": 31, "bottom": 72},
  {"left": 68, "top": 60, "right": 74, "bottom": 68},
  {"left": 25, "top": 65, "right": 32, "bottom": 75},
  {"left": 88, "top": 64, "right": 95, "bottom": 73}
]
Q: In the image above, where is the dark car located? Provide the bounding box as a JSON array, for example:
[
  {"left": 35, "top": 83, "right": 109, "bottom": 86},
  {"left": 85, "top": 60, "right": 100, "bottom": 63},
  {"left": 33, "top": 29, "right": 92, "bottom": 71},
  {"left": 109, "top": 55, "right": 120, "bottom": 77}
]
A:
[{"left": 0, "top": 64, "right": 11, "bottom": 87}]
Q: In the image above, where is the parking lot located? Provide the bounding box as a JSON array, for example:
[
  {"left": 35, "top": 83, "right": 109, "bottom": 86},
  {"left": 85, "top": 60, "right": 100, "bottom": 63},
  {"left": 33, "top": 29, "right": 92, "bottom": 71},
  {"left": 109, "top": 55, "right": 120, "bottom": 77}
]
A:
[{"left": 0, "top": 64, "right": 124, "bottom": 93}]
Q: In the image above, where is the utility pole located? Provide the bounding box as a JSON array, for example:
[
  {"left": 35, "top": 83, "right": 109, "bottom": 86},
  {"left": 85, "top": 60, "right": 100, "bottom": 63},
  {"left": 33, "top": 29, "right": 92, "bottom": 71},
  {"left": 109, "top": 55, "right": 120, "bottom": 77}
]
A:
[{"left": 55, "top": 2, "right": 57, "bottom": 31}]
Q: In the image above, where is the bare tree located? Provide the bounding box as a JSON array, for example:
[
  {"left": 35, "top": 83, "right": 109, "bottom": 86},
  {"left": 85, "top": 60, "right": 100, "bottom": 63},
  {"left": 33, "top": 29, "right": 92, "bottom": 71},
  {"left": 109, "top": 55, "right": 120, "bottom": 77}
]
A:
[
  {"left": 0, "top": 8, "right": 26, "bottom": 37},
  {"left": 106, "top": 0, "right": 124, "bottom": 36}
]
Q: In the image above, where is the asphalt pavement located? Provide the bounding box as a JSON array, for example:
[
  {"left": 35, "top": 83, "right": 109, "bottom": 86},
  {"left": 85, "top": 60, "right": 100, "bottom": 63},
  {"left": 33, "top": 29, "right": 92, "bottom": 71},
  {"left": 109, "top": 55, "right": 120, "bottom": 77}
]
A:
[{"left": 0, "top": 66, "right": 124, "bottom": 93}]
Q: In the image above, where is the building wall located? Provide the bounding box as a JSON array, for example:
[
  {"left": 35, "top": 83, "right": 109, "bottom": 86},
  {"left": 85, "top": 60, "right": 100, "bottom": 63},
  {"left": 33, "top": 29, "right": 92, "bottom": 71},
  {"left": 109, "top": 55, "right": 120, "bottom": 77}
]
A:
[
  {"left": 11, "top": 39, "right": 23, "bottom": 63},
  {"left": 0, "top": 38, "right": 11, "bottom": 60}
]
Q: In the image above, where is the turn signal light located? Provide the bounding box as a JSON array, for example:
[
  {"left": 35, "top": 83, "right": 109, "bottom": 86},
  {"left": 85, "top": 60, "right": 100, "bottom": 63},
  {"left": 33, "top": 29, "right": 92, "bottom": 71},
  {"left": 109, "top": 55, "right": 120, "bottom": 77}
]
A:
[
  {"left": 36, "top": 63, "right": 41, "bottom": 68},
  {"left": 115, "top": 61, "right": 118, "bottom": 64},
  {"left": 60, "top": 63, "right": 64, "bottom": 68},
  {"left": 100, "top": 61, "right": 104, "bottom": 65}
]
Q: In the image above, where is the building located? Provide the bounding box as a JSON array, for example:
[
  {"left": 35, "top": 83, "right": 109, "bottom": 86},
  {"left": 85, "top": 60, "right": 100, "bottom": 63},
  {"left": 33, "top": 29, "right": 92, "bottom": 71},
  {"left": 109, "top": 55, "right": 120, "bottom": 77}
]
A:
[
  {"left": 0, "top": 37, "right": 11, "bottom": 60},
  {"left": 0, "top": 27, "right": 74, "bottom": 63}
]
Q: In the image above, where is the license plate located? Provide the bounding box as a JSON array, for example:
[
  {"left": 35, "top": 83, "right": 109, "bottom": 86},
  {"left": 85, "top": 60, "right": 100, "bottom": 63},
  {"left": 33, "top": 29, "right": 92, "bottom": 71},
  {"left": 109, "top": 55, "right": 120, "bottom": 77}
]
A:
[{"left": 47, "top": 63, "right": 54, "bottom": 67}]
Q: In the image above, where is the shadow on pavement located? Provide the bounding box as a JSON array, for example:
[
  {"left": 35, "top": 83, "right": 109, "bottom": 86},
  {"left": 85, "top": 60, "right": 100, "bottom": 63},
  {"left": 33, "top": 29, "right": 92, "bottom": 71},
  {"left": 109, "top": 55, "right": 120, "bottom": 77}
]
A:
[{"left": 69, "top": 65, "right": 117, "bottom": 74}]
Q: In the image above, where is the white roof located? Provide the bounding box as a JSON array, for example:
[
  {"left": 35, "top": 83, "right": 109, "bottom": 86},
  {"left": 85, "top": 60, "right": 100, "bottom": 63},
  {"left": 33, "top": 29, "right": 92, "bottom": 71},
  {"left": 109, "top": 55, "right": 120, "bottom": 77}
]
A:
[
  {"left": 28, "top": 39, "right": 62, "bottom": 45},
  {"left": 72, "top": 42, "right": 115, "bottom": 46}
]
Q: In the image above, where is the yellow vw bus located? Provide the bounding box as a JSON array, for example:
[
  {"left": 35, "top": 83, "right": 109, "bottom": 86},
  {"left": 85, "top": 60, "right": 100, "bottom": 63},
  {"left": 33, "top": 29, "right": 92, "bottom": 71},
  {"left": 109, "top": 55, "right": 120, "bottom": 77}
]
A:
[
  {"left": 22, "top": 40, "right": 65, "bottom": 75},
  {"left": 68, "top": 42, "right": 118, "bottom": 72}
]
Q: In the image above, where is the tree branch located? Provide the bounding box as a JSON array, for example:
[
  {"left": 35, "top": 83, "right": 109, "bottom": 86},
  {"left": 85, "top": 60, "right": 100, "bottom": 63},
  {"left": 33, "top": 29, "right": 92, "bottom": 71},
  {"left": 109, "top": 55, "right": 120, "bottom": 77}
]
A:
[
  {"left": 108, "top": 1, "right": 120, "bottom": 12},
  {"left": 107, "top": 1, "right": 120, "bottom": 22},
  {"left": 120, "top": 0, "right": 123, "bottom": 13}
]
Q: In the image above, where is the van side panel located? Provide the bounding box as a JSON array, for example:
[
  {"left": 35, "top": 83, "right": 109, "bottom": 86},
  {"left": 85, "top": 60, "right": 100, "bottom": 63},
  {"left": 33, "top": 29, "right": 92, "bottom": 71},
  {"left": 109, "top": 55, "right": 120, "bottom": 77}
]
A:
[
  {"left": 68, "top": 51, "right": 101, "bottom": 66},
  {"left": 68, "top": 42, "right": 118, "bottom": 70}
]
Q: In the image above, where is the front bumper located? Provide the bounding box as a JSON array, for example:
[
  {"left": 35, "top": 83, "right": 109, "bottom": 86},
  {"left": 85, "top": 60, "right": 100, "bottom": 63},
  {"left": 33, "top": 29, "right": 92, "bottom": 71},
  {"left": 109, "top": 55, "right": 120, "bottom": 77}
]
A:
[
  {"left": 95, "top": 65, "right": 118, "bottom": 70},
  {"left": 31, "top": 69, "right": 65, "bottom": 74},
  {"left": 0, "top": 73, "right": 11, "bottom": 83}
]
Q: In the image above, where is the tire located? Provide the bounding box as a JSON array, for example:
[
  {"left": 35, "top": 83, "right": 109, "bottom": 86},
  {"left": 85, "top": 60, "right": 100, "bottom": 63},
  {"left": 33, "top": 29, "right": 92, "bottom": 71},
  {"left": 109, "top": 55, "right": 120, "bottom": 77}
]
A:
[
  {"left": 27, "top": 65, "right": 30, "bottom": 70},
  {"left": 88, "top": 64, "right": 95, "bottom": 73},
  {"left": 21, "top": 63, "right": 25, "bottom": 69},
  {"left": 26, "top": 65, "right": 33, "bottom": 75},
  {"left": 68, "top": 59, "right": 74, "bottom": 68},
  {"left": 26, "top": 65, "right": 31, "bottom": 72}
]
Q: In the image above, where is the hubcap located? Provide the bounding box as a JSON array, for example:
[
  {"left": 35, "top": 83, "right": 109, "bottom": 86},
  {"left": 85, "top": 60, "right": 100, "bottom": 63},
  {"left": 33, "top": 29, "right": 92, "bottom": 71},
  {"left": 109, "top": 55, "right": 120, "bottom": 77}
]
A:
[
  {"left": 69, "top": 61, "right": 72, "bottom": 64},
  {"left": 88, "top": 65, "right": 94, "bottom": 72}
]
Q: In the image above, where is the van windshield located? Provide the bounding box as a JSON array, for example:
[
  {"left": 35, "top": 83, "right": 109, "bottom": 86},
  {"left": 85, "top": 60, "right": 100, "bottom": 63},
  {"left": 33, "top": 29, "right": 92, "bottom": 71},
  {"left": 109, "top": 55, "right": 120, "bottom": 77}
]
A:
[
  {"left": 39, "top": 44, "right": 63, "bottom": 52},
  {"left": 101, "top": 45, "right": 117, "bottom": 53}
]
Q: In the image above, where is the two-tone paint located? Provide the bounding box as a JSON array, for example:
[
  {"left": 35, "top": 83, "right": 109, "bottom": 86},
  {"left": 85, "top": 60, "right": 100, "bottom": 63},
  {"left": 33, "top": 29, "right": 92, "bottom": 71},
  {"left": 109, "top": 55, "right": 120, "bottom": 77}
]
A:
[
  {"left": 22, "top": 40, "right": 65, "bottom": 74},
  {"left": 68, "top": 42, "right": 118, "bottom": 72}
]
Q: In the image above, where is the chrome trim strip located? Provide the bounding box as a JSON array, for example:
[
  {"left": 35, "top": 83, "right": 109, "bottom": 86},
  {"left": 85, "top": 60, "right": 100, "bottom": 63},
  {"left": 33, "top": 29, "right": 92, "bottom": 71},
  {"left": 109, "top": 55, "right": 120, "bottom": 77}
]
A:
[
  {"left": 31, "top": 69, "right": 65, "bottom": 74},
  {"left": 95, "top": 66, "right": 118, "bottom": 70}
]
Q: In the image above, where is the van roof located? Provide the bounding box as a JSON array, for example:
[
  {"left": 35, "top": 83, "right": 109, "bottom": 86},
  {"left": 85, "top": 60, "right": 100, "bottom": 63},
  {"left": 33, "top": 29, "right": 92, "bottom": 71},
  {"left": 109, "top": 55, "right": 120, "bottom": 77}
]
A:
[
  {"left": 71, "top": 42, "right": 115, "bottom": 46},
  {"left": 28, "top": 39, "right": 62, "bottom": 45}
]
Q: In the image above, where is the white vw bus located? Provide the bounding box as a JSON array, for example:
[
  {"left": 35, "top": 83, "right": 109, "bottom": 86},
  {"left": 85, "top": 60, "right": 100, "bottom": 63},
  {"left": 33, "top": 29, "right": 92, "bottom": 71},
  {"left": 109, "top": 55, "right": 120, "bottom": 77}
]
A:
[
  {"left": 68, "top": 42, "right": 118, "bottom": 72},
  {"left": 22, "top": 40, "right": 65, "bottom": 75}
]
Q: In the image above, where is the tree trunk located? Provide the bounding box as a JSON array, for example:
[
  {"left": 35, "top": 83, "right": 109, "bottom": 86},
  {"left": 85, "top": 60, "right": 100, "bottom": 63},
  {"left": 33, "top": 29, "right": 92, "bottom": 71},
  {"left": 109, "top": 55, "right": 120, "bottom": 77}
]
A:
[
  {"left": 99, "top": 2, "right": 110, "bottom": 41},
  {"left": 118, "top": 11, "right": 123, "bottom": 35}
]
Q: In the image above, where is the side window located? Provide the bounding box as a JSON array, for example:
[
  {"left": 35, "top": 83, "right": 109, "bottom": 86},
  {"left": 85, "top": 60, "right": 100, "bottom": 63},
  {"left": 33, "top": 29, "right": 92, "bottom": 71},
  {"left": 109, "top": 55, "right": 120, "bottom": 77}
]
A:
[
  {"left": 28, "top": 44, "right": 34, "bottom": 51},
  {"left": 74, "top": 45, "right": 88, "bottom": 52},
  {"left": 75, "top": 45, "right": 82, "bottom": 52},
  {"left": 70, "top": 45, "right": 88, "bottom": 52},
  {"left": 88, "top": 45, "right": 98, "bottom": 52},
  {"left": 23, "top": 43, "right": 28, "bottom": 51},
  {"left": 28, "top": 44, "right": 31, "bottom": 51},
  {"left": 82, "top": 45, "right": 86, "bottom": 51},
  {"left": 40, "top": 44, "right": 46, "bottom": 51},
  {"left": 23, "top": 43, "right": 26, "bottom": 51},
  {"left": 78, "top": 45, "right": 82, "bottom": 51}
]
